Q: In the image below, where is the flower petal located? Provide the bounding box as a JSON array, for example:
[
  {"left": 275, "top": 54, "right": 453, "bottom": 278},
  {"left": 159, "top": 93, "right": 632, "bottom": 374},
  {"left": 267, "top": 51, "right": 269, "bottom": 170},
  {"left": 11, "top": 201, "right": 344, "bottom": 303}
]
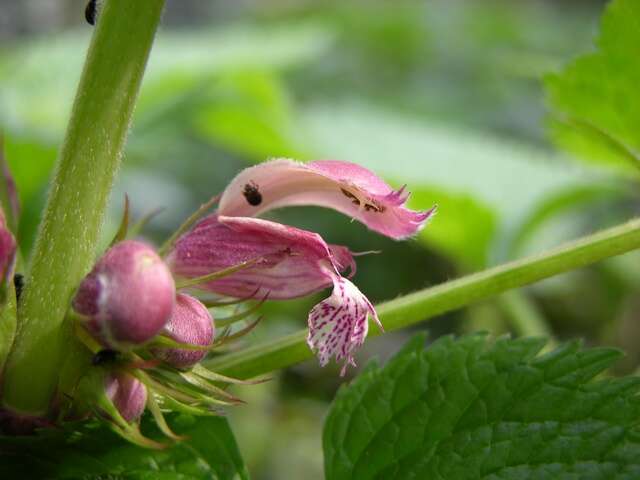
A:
[
  {"left": 0, "top": 209, "right": 16, "bottom": 286},
  {"left": 307, "top": 275, "right": 382, "bottom": 376},
  {"left": 166, "top": 215, "right": 354, "bottom": 299},
  {"left": 218, "top": 158, "right": 436, "bottom": 240},
  {"left": 0, "top": 138, "right": 19, "bottom": 226}
]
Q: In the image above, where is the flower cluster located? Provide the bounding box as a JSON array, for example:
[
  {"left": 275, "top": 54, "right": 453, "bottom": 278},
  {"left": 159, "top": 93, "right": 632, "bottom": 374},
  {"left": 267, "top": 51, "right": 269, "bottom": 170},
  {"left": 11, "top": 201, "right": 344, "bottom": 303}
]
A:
[
  {"left": 168, "top": 159, "right": 435, "bottom": 373},
  {"left": 0, "top": 158, "right": 434, "bottom": 443}
]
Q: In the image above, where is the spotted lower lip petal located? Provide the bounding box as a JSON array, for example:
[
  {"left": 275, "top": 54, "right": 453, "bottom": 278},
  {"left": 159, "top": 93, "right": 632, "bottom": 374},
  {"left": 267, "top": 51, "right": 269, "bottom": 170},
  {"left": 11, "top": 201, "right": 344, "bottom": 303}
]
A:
[
  {"left": 217, "top": 158, "right": 436, "bottom": 240},
  {"left": 307, "top": 275, "right": 382, "bottom": 376},
  {"left": 165, "top": 215, "right": 356, "bottom": 300}
]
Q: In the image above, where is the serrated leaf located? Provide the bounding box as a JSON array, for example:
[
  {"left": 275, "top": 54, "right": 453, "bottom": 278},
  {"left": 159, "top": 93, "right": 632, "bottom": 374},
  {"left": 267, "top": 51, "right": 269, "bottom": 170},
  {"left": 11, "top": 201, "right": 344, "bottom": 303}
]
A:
[
  {"left": 323, "top": 334, "right": 640, "bottom": 480},
  {"left": 0, "top": 415, "right": 249, "bottom": 480},
  {"left": 546, "top": 0, "right": 640, "bottom": 176}
]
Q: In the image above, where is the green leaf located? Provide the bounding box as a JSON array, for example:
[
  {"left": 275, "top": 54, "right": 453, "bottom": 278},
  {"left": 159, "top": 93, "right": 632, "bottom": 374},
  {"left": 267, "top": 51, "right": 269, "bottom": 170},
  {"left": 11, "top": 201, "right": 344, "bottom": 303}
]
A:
[
  {"left": 508, "top": 183, "right": 626, "bottom": 257},
  {"left": 546, "top": 0, "right": 640, "bottom": 176},
  {"left": 3, "top": 134, "right": 58, "bottom": 255},
  {"left": 409, "top": 186, "right": 497, "bottom": 270},
  {"left": 193, "top": 70, "right": 308, "bottom": 160},
  {"left": 0, "top": 415, "right": 249, "bottom": 479},
  {"left": 323, "top": 334, "right": 640, "bottom": 479},
  {"left": 0, "top": 23, "right": 332, "bottom": 140}
]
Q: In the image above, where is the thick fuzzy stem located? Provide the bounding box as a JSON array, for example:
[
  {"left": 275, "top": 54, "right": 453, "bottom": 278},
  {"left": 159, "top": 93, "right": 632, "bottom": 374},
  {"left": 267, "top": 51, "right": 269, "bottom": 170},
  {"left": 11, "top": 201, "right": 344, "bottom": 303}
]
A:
[{"left": 2, "top": 0, "right": 165, "bottom": 414}]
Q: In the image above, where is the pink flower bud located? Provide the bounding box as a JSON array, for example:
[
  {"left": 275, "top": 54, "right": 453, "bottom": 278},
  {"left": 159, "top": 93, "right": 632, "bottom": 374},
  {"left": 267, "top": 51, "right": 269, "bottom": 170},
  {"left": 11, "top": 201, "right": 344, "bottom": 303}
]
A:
[
  {"left": 152, "top": 293, "right": 214, "bottom": 369},
  {"left": 73, "top": 240, "right": 175, "bottom": 349},
  {"left": 104, "top": 372, "right": 147, "bottom": 422},
  {"left": 0, "top": 209, "right": 16, "bottom": 286}
]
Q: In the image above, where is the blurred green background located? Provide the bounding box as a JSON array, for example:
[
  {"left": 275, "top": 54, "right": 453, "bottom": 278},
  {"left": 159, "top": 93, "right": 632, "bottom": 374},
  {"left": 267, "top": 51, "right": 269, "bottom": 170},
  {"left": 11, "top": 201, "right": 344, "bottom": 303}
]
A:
[{"left": 4, "top": 1, "right": 639, "bottom": 478}]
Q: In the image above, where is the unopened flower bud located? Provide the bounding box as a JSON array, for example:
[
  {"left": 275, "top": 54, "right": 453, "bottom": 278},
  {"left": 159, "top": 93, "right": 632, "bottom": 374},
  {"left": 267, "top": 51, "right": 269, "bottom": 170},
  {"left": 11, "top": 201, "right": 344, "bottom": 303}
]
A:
[
  {"left": 104, "top": 372, "right": 147, "bottom": 422},
  {"left": 152, "top": 293, "right": 214, "bottom": 369},
  {"left": 0, "top": 209, "right": 16, "bottom": 287},
  {"left": 73, "top": 240, "right": 175, "bottom": 349}
]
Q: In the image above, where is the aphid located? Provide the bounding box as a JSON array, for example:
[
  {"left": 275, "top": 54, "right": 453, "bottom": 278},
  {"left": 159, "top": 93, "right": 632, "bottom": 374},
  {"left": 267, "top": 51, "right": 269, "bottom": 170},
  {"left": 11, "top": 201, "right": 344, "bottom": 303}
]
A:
[
  {"left": 92, "top": 349, "right": 118, "bottom": 366},
  {"left": 340, "top": 188, "right": 361, "bottom": 206},
  {"left": 85, "top": 0, "right": 99, "bottom": 26},
  {"left": 13, "top": 273, "right": 24, "bottom": 302},
  {"left": 242, "top": 181, "right": 263, "bottom": 206}
]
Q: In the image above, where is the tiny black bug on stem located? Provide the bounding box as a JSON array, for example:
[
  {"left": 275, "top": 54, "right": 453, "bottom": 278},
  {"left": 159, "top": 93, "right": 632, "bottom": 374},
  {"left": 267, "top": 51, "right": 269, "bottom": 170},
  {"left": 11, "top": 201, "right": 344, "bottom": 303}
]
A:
[
  {"left": 13, "top": 273, "right": 24, "bottom": 302},
  {"left": 85, "top": 0, "right": 99, "bottom": 26},
  {"left": 242, "top": 181, "right": 263, "bottom": 206},
  {"left": 92, "top": 349, "right": 118, "bottom": 366}
]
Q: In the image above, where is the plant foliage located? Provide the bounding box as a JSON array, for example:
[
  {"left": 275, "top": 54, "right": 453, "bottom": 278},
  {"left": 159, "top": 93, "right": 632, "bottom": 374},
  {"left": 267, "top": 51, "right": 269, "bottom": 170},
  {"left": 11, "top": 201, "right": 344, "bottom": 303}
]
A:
[
  {"left": 0, "top": 415, "right": 249, "bottom": 480},
  {"left": 547, "top": 0, "right": 640, "bottom": 175},
  {"left": 323, "top": 334, "right": 640, "bottom": 479}
]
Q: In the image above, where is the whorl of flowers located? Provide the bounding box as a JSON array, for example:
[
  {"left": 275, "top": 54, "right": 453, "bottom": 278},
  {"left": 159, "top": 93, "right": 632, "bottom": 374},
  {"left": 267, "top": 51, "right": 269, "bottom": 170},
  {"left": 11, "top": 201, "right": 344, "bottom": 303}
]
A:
[{"left": 0, "top": 158, "right": 434, "bottom": 445}]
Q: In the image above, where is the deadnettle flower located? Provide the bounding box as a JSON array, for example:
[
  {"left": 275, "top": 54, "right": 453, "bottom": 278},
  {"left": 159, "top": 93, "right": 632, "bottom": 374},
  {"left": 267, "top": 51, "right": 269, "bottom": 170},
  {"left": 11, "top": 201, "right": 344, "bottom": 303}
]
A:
[
  {"left": 70, "top": 160, "right": 431, "bottom": 375},
  {"left": 218, "top": 159, "right": 436, "bottom": 240},
  {"left": 167, "top": 215, "right": 381, "bottom": 373},
  {"left": 151, "top": 293, "right": 214, "bottom": 369},
  {"left": 73, "top": 240, "right": 175, "bottom": 349}
]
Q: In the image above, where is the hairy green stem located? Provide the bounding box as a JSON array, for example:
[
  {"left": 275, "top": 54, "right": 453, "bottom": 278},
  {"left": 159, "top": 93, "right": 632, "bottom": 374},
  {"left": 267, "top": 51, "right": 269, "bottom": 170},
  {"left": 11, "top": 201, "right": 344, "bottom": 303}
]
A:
[
  {"left": 207, "top": 218, "right": 640, "bottom": 379},
  {"left": 2, "top": 0, "right": 165, "bottom": 414}
]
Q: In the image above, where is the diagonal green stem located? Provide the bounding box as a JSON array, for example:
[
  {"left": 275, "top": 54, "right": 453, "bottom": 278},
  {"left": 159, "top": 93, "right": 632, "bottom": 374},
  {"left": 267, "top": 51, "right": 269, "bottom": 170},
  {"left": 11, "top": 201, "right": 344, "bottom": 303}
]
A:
[
  {"left": 207, "top": 218, "right": 640, "bottom": 379},
  {"left": 1, "top": 0, "right": 165, "bottom": 414}
]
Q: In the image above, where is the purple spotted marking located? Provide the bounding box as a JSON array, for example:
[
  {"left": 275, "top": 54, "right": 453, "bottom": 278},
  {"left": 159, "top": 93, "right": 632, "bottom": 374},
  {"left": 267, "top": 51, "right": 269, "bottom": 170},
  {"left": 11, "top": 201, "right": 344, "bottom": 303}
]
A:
[{"left": 307, "top": 275, "right": 382, "bottom": 376}]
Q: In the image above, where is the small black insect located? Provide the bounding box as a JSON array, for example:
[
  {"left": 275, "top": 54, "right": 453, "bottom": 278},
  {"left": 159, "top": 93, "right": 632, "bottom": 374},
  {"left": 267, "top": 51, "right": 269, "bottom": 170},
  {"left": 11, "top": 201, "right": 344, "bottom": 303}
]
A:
[
  {"left": 242, "top": 181, "right": 263, "bottom": 206},
  {"left": 13, "top": 273, "right": 24, "bottom": 302},
  {"left": 92, "top": 349, "right": 118, "bottom": 366},
  {"left": 85, "top": 0, "right": 99, "bottom": 26}
]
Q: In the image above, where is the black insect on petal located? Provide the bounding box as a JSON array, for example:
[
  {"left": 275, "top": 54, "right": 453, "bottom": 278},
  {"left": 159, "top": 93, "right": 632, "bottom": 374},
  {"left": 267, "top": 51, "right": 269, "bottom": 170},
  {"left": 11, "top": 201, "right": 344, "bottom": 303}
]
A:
[
  {"left": 92, "top": 349, "right": 118, "bottom": 366},
  {"left": 242, "top": 181, "right": 263, "bottom": 206},
  {"left": 85, "top": 0, "right": 99, "bottom": 26},
  {"left": 13, "top": 273, "right": 24, "bottom": 302}
]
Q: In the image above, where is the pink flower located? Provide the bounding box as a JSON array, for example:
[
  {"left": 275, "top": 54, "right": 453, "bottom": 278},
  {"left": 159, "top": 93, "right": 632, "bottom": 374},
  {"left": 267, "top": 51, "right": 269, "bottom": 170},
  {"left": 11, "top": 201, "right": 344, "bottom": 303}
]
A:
[
  {"left": 166, "top": 215, "right": 355, "bottom": 300},
  {"left": 166, "top": 215, "right": 380, "bottom": 373},
  {"left": 217, "top": 159, "right": 436, "bottom": 240}
]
